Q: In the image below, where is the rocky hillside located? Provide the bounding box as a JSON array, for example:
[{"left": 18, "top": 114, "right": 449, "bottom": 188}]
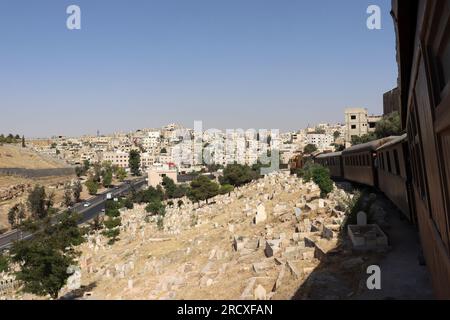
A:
[{"left": 58, "top": 171, "right": 354, "bottom": 300}]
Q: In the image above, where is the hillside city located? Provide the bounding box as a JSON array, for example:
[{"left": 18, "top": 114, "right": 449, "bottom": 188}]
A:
[{"left": 1, "top": 1, "right": 449, "bottom": 303}]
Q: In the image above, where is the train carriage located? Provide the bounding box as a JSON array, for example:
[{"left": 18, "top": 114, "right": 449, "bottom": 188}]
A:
[
  {"left": 393, "top": 0, "right": 450, "bottom": 298},
  {"left": 315, "top": 152, "right": 343, "bottom": 178},
  {"left": 376, "top": 134, "right": 415, "bottom": 222},
  {"left": 342, "top": 137, "right": 395, "bottom": 187}
]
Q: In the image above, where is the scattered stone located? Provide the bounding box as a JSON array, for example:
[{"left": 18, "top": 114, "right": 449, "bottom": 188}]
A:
[
  {"left": 254, "top": 285, "right": 267, "bottom": 300},
  {"left": 286, "top": 261, "right": 301, "bottom": 279},
  {"left": 357, "top": 212, "right": 367, "bottom": 226},
  {"left": 254, "top": 204, "right": 267, "bottom": 224},
  {"left": 264, "top": 240, "right": 281, "bottom": 257}
]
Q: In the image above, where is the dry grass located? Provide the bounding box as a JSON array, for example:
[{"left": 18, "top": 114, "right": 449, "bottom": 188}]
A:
[{"left": 0, "top": 144, "right": 64, "bottom": 169}]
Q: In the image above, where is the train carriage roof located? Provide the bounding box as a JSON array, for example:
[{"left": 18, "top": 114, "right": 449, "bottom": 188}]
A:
[
  {"left": 316, "top": 151, "right": 342, "bottom": 159},
  {"left": 342, "top": 137, "right": 396, "bottom": 155},
  {"left": 376, "top": 134, "right": 407, "bottom": 151}
]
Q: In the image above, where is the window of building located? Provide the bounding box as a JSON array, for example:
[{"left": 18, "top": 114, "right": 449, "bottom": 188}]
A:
[
  {"left": 369, "top": 122, "right": 376, "bottom": 128},
  {"left": 351, "top": 115, "right": 356, "bottom": 120},
  {"left": 351, "top": 125, "right": 357, "bottom": 129}
]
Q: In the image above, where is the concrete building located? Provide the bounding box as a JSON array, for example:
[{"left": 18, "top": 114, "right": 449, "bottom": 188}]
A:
[
  {"left": 147, "top": 164, "right": 178, "bottom": 187},
  {"left": 306, "top": 133, "right": 334, "bottom": 151},
  {"left": 344, "top": 108, "right": 382, "bottom": 143},
  {"left": 102, "top": 151, "right": 129, "bottom": 168}
]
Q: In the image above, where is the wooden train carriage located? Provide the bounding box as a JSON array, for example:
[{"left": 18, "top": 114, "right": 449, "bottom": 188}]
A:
[
  {"left": 393, "top": 0, "right": 450, "bottom": 299},
  {"left": 342, "top": 138, "right": 394, "bottom": 187},
  {"left": 376, "top": 134, "right": 415, "bottom": 222},
  {"left": 315, "top": 152, "right": 343, "bottom": 178}
]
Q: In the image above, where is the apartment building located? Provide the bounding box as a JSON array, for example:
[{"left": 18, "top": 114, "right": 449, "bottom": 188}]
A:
[
  {"left": 344, "top": 108, "right": 381, "bottom": 143},
  {"left": 101, "top": 151, "right": 129, "bottom": 168}
]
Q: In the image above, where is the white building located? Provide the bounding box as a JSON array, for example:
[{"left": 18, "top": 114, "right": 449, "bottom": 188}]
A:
[{"left": 306, "top": 133, "right": 334, "bottom": 151}]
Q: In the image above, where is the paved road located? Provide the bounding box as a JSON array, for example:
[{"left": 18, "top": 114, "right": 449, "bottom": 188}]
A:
[{"left": 0, "top": 177, "right": 147, "bottom": 251}]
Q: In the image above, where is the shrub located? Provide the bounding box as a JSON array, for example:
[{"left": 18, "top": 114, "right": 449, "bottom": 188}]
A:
[
  {"left": 298, "top": 163, "right": 334, "bottom": 197},
  {"left": 103, "top": 217, "right": 121, "bottom": 229},
  {"left": 0, "top": 254, "right": 9, "bottom": 273},
  {"left": 145, "top": 200, "right": 166, "bottom": 216},
  {"left": 156, "top": 215, "right": 164, "bottom": 230}
]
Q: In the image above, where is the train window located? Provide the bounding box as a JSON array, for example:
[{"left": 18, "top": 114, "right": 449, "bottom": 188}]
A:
[
  {"left": 393, "top": 149, "right": 401, "bottom": 176},
  {"left": 386, "top": 151, "right": 392, "bottom": 173},
  {"left": 379, "top": 153, "right": 383, "bottom": 170}
]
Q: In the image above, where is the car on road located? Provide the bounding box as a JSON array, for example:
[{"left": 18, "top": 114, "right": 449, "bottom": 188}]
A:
[{"left": 83, "top": 202, "right": 91, "bottom": 207}]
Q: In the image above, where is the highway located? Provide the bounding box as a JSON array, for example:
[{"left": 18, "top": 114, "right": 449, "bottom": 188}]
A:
[{"left": 0, "top": 177, "right": 147, "bottom": 251}]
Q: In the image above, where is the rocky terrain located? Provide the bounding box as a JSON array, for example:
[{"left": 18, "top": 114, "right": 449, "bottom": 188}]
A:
[{"left": 50, "top": 171, "right": 367, "bottom": 300}]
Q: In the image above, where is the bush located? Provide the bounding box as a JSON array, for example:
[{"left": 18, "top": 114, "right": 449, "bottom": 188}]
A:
[
  {"left": 0, "top": 254, "right": 9, "bottom": 273},
  {"left": 85, "top": 179, "right": 99, "bottom": 195},
  {"left": 297, "top": 163, "right": 334, "bottom": 197},
  {"left": 156, "top": 215, "right": 164, "bottom": 230},
  {"left": 219, "top": 164, "right": 259, "bottom": 187},
  {"left": 103, "top": 217, "right": 121, "bottom": 229},
  {"left": 145, "top": 200, "right": 166, "bottom": 216},
  {"left": 188, "top": 175, "right": 220, "bottom": 203},
  {"left": 341, "top": 190, "right": 375, "bottom": 229},
  {"left": 219, "top": 184, "right": 234, "bottom": 195}
]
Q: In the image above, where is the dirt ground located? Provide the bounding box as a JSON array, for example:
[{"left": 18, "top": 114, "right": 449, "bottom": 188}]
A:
[{"left": 0, "top": 144, "right": 64, "bottom": 169}]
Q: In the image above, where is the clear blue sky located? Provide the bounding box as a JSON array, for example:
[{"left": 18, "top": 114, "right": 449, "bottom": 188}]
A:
[{"left": 0, "top": 0, "right": 397, "bottom": 137}]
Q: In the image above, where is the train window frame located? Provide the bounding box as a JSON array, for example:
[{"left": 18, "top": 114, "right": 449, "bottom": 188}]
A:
[
  {"left": 423, "top": 1, "right": 450, "bottom": 103},
  {"left": 393, "top": 149, "right": 401, "bottom": 176},
  {"left": 386, "top": 151, "right": 392, "bottom": 173}
]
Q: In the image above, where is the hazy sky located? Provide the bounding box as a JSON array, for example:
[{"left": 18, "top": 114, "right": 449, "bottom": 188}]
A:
[{"left": 0, "top": 0, "right": 397, "bottom": 138}]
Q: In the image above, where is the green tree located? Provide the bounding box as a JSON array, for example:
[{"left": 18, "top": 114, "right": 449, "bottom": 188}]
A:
[
  {"left": 72, "top": 180, "right": 82, "bottom": 203},
  {"left": 27, "top": 185, "right": 48, "bottom": 219},
  {"left": 333, "top": 131, "right": 341, "bottom": 140},
  {"left": 129, "top": 150, "right": 141, "bottom": 176},
  {"left": 297, "top": 163, "right": 334, "bottom": 197},
  {"left": 219, "top": 164, "right": 259, "bottom": 187},
  {"left": 92, "top": 163, "right": 102, "bottom": 183},
  {"left": 115, "top": 167, "right": 127, "bottom": 182},
  {"left": 145, "top": 200, "right": 166, "bottom": 216},
  {"left": 375, "top": 111, "right": 402, "bottom": 138},
  {"left": 8, "top": 203, "right": 26, "bottom": 228},
  {"left": 85, "top": 178, "right": 99, "bottom": 195},
  {"left": 303, "top": 144, "right": 318, "bottom": 154},
  {"left": 188, "top": 175, "right": 220, "bottom": 204},
  {"left": 101, "top": 168, "right": 113, "bottom": 188},
  {"left": 10, "top": 212, "right": 84, "bottom": 299},
  {"left": 162, "top": 176, "right": 177, "bottom": 199},
  {"left": 351, "top": 133, "right": 377, "bottom": 146},
  {"left": 63, "top": 183, "right": 73, "bottom": 207},
  {"left": 83, "top": 160, "right": 90, "bottom": 172},
  {"left": 219, "top": 184, "right": 234, "bottom": 196},
  {"left": 0, "top": 254, "right": 9, "bottom": 273},
  {"left": 75, "top": 166, "right": 84, "bottom": 178}
]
